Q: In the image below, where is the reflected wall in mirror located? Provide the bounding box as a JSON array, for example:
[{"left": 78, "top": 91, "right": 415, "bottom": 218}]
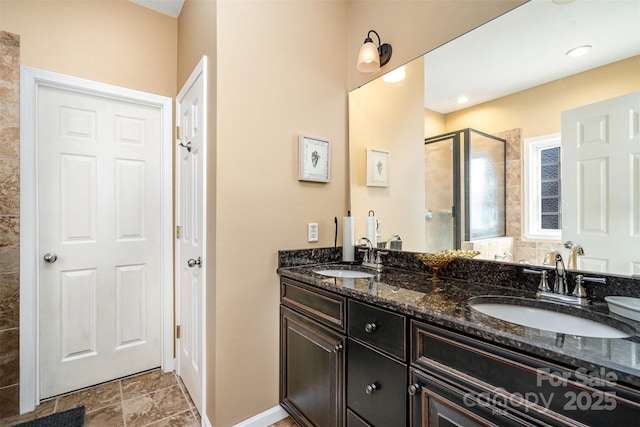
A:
[{"left": 348, "top": 0, "right": 640, "bottom": 276}]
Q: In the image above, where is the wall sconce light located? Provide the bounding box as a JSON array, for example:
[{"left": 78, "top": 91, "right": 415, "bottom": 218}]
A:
[{"left": 357, "top": 30, "right": 392, "bottom": 73}]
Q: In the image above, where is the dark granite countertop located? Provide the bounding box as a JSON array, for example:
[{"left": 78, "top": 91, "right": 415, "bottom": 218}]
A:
[{"left": 278, "top": 262, "right": 640, "bottom": 390}]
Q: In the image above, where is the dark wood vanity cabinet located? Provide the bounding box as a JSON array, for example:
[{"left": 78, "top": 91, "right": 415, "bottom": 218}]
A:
[
  {"left": 280, "top": 280, "right": 407, "bottom": 427},
  {"left": 280, "top": 277, "right": 640, "bottom": 427},
  {"left": 280, "top": 279, "right": 347, "bottom": 427}
]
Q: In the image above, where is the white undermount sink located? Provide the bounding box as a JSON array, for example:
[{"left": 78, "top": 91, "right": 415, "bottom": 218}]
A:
[
  {"left": 468, "top": 297, "right": 634, "bottom": 339},
  {"left": 313, "top": 269, "right": 375, "bottom": 279}
]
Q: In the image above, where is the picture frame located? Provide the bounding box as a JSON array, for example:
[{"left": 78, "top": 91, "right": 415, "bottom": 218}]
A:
[
  {"left": 298, "top": 135, "right": 330, "bottom": 183},
  {"left": 366, "top": 148, "right": 390, "bottom": 187}
]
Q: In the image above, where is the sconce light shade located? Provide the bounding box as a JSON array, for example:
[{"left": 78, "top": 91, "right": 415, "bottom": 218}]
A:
[{"left": 357, "top": 30, "right": 392, "bottom": 73}]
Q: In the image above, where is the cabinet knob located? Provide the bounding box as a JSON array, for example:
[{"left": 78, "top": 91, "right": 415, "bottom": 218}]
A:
[
  {"left": 408, "top": 383, "right": 421, "bottom": 396},
  {"left": 333, "top": 343, "right": 343, "bottom": 353},
  {"left": 365, "top": 383, "right": 377, "bottom": 394},
  {"left": 364, "top": 323, "right": 377, "bottom": 333}
]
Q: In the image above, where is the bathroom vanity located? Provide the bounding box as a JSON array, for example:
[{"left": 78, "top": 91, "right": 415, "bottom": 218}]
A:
[{"left": 278, "top": 249, "right": 640, "bottom": 427}]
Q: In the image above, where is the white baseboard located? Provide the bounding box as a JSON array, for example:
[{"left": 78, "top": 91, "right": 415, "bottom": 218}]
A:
[{"left": 232, "top": 405, "right": 289, "bottom": 427}]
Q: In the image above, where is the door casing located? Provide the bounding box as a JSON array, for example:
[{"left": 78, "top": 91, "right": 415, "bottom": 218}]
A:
[{"left": 19, "top": 66, "right": 174, "bottom": 413}]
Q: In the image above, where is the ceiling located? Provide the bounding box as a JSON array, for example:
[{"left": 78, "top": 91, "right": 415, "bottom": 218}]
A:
[
  {"left": 424, "top": 0, "right": 640, "bottom": 114},
  {"left": 128, "top": 0, "right": 184, "bottom": 18}
]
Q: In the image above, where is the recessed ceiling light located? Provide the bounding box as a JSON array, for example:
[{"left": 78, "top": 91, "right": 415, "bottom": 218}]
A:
[
  {"left": 456, "top": 96, "right": 469, "bottom": 104},
  {"left": 566, "top": 45, "right": 592, "bottom": 58},
  {"left": 383, "top": 66, "right": 406, "bottom": 83}
]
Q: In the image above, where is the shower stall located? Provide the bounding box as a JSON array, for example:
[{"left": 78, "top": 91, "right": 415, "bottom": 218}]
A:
[{"left": 424, "top": 128, "right": 506, "bottom": 252}]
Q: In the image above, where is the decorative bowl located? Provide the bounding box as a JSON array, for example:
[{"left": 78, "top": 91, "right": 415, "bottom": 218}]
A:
[{"left": 416, "top": 249, "right": 480, "bottom": 281}]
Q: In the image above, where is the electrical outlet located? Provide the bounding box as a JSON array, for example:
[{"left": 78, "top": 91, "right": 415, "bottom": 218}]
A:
[{"left": 308, "top": 223, "right": 319, "bottom": 242}]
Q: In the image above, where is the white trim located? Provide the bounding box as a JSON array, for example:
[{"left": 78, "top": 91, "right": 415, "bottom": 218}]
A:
[
  {"left": 232, "top": 405, "right": 289, "bottom": 427},
  {"left": 175, "top": 56, "right": 208, "bottom": 419},
  {"left": 523, "top": 133, "right": 562, "bottom": 241},
  {"left": 19, "top": 66, "right": 174, "bottom": 413}
]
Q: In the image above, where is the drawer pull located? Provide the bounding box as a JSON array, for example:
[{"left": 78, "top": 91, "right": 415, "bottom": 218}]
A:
[
  {"left": 408, "top": 383, "right": 421, "bottom": 396},
  {"left": 334, "top": 344, "right": 343, "bottom": 353},
  {"left": 365, "top": 383, "right": 378, "bottom": 394},
  {"left": 364, "top": 323, "right": 377, "bottom": 333}
]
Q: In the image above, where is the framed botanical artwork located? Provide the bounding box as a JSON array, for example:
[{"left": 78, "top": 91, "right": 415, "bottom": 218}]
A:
[
  {"left": 298, "top": 135, "right": 330, "bottom": 183},
  {"left": 366, "top": 148, "right": 389, "bottom": 187}
]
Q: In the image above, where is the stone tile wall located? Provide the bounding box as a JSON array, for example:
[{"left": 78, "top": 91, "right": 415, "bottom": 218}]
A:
[
  {"left": 0, "top": 30, "right": 21, "bottom": 418},
  {"left": 496, "top": 128, "right": 562, "bottom": 265}
]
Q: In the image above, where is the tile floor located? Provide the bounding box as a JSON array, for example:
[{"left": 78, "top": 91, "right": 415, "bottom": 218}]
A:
[
  {"left": 0, "top": 368, "right": 300, "bottom": 427},
  {"left": 269, "top": 417, "right": 298, "bottom": 427},
  {"left": 0, "top": 369, "right": 200, "bottom": 427}
]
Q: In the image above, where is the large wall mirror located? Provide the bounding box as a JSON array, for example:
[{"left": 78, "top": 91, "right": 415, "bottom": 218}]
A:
[{"left": 349, "top": 0, "right": 640, "bottom": 276}]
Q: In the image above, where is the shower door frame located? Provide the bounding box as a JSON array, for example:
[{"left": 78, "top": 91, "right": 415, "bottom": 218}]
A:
[{"left": 424, "top": 128, "right": 506, "bottom": 250}]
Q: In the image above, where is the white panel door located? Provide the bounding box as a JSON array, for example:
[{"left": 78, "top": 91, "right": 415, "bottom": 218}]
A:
[
  {"left": 175, "top": 58, "right": 206, "bottom": 414},
  {"left": 562, "top": 91, "right": 640, "bottom": 275},
  {"left": 38, "top": 85, "right": 162, "bottom": 398}
]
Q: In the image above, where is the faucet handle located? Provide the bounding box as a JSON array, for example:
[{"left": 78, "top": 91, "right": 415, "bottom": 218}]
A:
[
  {"left": 375, "top": 251, "right": 388, "bottom": 264},
  {"left": 572, "top": 275, "right": 588, "bottom": 298},
  {"left": 523, "top": 268, "right": 551, "bottom": 292},
  {"left": 358, "top": 248, "right": 369, "bottom": 263},
  {"left": 578, "top": 274, "right": 606, "bottom": 285}
]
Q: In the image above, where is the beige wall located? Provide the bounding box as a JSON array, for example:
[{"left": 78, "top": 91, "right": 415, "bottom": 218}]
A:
[
  {"left": 347, "top": 0, "right": 526, "bottom": 90},
  {"left": 424, "top": 108, "right": 445, "bottom": 137},
  {"left": 444, "top": 56, "right": 640, "bottom": 138},
  {"left": 0, "top": 0, "right": 177, "bottom": 97},
  {"left": 179, "top": 0, "right": 349, "bottom": 425},
  {"left": 350, "top": 57, "right": 425, "bottom": 252}
]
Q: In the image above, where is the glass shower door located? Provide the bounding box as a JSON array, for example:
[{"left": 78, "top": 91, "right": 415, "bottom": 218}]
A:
[
  {"left": 424, "top": 134, "right": 457, "bottom": 252},
  {"left": 465, "top": 130, "right": 506, "bottom": 240}
]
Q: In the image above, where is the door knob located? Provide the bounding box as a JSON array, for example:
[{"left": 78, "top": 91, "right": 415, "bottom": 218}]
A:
[
  {"left": 187, "top": 257, "right": 202, "bottom": 268},
  {"left": 43, "top": 253, "right": 58, "bottom": 263}
]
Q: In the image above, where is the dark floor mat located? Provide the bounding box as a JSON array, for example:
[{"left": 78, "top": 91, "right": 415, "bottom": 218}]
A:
[{"left": 14, "top": 406, "right": 85, "bottom": 427}]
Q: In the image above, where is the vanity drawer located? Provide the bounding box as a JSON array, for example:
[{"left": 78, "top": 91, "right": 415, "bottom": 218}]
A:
[
  {"left": 348, "top": 300, "right": 406, "bottom": 360},
  {"left": 411, "top": 320, "right": 640, "bottom": 426},
  {"left": 281, "top": 279, "right": 346, "bottom": 332},
  {"left": 347, "top": 339, "right": 407, "bottom": 427}
]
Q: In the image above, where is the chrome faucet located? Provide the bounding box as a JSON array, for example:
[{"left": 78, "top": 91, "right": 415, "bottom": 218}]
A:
[
  {"left": 552, "top": 252, "right": 568, "bottom": 295},
  {"left": 357, "top": 237, "right": 387, "bottom": 272},
  {"left": 388, "top": 234, "right": 403, "bottom": 250},
  {"left": 357, "top": 237, "right": 374, "bottom": 263},
  {"left": 542, "top": 250, "right": 560, "bottom": 266},
  {"left": 564, "top": 241, "right": 585, "bottom": 270},
  {"left": 527, "top": 251, "right": 589, "bottom": 306}
]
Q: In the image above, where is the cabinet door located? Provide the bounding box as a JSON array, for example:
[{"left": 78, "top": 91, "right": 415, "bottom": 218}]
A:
[
  {"left": 347, "top": 339, "right": 407, "bottom": 426},
  {"left": 409, "top": 368, "right": 527, "bottom": 427},
  {"left": 281, "top": 306, "right": 345, "bottom": 427}
]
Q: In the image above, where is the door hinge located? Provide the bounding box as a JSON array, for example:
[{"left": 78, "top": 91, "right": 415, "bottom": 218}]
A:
[
  {"left": 176, "top": 126, "right": 182, "bottom": 141},
  {"left": 176, "top": 325, "right": 181, "bottom": 339},
  {"left": 176, "top": 225, "right": 182, "bottom": 239}
]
